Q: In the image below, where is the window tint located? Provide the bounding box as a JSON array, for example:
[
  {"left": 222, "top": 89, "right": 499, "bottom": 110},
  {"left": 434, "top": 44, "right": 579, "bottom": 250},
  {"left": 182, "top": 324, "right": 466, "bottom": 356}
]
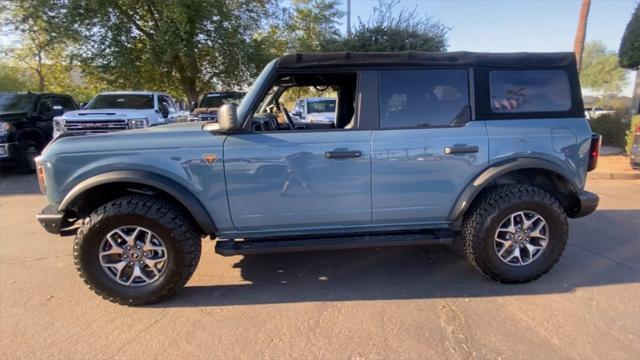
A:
[
  {"left": 86, "top": 94, "right": 154, "bottom": 109},
  {"left": 379, "top": 69, "right": 469, "bottom": 128},
  {"left": 200, "top": 93, "right": 243, "bottom": 108},
  {"left": 55, "top": 96, "right": 76, "bottom": 110},
  {"left": 489, "top": 70, "right": 571, "bottom": 113},
  {"left": 159, "top": 95, "right": 176, "bottom": 112},
  {"left": 307, "top": 99, "right": 336, "bottom": 113},
  {"left": 38, "top": 97, "right": 57, "bottom": 115}
]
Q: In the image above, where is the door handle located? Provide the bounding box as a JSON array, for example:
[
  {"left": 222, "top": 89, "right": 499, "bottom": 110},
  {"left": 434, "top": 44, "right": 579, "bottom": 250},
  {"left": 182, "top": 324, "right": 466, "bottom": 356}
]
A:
[
  {"left": 444, "top": 146, "right": 479, "bottom": 154},
  {"left": 325, "top": 150, "right": 362, "bottom": 159}
]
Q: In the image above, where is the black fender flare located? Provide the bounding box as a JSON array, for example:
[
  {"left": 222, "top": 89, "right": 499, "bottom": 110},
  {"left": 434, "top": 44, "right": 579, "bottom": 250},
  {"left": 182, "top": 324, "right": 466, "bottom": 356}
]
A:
[
  {"left": 58, "top": 170, "right": 217, "bottom": 234},
  {"left": 447, "top": 158, "right": 579, "bottom": 221}
]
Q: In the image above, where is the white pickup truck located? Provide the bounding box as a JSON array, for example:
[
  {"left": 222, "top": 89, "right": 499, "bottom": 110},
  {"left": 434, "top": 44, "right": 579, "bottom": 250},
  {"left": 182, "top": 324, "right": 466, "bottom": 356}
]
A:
[{"left": 53, "top": 91, "right": 180, "bottom": 138}]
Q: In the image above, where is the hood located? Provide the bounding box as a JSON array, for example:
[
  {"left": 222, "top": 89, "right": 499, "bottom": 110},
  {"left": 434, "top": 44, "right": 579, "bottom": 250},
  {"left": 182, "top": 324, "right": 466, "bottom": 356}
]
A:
[
  {"left": 191, "top": 107, "right": 219, "bottom": 115},
  {"left": 306, "top": 112, "right": 335, "bottom": 122},
  {"left": 61, "top": 108, "right": 156, "bottom": 121},
  {"left": 43, "top": 122, "right": 211, "bottom": 157}
]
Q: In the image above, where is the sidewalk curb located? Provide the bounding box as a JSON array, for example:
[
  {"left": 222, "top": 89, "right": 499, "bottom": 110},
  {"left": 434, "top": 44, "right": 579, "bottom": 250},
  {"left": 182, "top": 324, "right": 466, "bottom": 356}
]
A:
[{"left": 588, "top": 172, "right": 640, "bottom": 180}]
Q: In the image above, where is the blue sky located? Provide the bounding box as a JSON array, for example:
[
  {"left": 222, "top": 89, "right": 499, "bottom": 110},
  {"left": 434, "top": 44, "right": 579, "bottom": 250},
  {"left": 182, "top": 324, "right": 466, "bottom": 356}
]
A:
[{"left": 341, "top": 0, "right": 637, "bottom": 95}]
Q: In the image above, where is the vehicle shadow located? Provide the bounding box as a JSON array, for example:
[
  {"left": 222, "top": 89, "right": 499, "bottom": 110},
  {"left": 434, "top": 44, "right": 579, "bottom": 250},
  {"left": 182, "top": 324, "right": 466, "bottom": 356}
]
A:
[
  {"left": 154, "top": 209, "right": 640, "bottom": 308},
  {"left": 0, "top": 164, "right": 40, "bottom": 195}
]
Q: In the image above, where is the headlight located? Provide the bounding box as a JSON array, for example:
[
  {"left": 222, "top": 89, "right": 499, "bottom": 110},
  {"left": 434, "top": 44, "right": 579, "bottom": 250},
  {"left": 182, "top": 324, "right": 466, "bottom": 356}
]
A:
[
  {"left": 52, "top": 117, "right": 65, "bottom": 138},
  {"left": 128, "top": 118, "right": 149, "bottom": 129},
  {"left": 0, "top": 121, "right": 10, "bottom": 136}
]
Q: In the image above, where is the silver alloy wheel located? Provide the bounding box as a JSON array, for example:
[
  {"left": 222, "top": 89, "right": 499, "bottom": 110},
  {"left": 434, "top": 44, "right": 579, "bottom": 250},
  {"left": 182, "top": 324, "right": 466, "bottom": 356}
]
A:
[
  {"left": 98, "top": 226, "right": 168, "bottom": 286},
  {"left": 494, "top": 211, "right": 549, "bottom": 266}
]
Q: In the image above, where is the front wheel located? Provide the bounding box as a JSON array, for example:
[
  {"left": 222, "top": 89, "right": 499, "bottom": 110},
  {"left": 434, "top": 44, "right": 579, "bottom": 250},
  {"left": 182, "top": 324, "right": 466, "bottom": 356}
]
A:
[
  {"left": 73, "top": 195, "right": 202, "bottom": 305},
  {"left": 15, "top": 140, "right": 40, "bottom": 173},
  {"left": 462, "top": 185, "right": 568, "bottom": 283}
]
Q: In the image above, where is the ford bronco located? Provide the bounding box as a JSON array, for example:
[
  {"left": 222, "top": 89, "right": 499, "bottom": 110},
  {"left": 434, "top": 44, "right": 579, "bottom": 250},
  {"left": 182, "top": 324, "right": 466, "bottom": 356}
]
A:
[{"left": 35, "top": 52, "right": 600, "bottom": 305}]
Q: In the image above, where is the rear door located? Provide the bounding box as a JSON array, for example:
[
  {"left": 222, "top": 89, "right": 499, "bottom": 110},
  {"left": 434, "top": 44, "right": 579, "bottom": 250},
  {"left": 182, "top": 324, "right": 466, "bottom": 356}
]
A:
[{"left": 371, "top": 68, "right": 489, "bottom": 224}]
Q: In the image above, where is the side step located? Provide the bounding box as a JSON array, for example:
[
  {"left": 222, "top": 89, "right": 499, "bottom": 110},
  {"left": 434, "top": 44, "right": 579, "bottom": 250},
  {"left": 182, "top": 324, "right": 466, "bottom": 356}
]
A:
[{"left": 215, "top": 230, "right": 455, "bottom": 256}]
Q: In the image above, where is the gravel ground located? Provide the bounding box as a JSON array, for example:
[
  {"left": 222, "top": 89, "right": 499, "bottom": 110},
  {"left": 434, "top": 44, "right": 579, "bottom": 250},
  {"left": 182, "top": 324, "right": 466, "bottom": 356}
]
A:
[{"left": 1, "top": 170, "right": 639, "bottom": 359}]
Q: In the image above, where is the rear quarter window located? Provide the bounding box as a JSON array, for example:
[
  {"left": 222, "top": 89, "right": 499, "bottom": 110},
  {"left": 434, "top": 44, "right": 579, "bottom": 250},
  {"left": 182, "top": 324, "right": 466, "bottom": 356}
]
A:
[{"left": 489, "top": 70, "right": 571, "bottom": 113}]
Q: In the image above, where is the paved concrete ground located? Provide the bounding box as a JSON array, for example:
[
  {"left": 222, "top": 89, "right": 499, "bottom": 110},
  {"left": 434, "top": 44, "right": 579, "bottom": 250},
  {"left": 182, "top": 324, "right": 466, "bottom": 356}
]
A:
[{"left": 1, "top": 169, "right": 639, "bottom": 359}]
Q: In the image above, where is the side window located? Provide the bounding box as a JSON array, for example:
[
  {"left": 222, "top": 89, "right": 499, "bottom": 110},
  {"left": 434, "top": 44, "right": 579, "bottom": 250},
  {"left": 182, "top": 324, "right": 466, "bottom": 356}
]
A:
[
  {"left": 379, "top": 69, "right": 469, "bottom": 128},
  {"left": 38, "top": 97, "right": 55, "bottom": 116},
  {"left": 293, "top": 100, "right": 302, "bottom": 114},
  {"left": 489, "top": 70, "right": 571, "bottom": 113},
  {"left": 56, "top": 96, "right": 76, "bottom": 111},
  {"left": 159, "top": 95, "right": 176, "bottom": 112}
]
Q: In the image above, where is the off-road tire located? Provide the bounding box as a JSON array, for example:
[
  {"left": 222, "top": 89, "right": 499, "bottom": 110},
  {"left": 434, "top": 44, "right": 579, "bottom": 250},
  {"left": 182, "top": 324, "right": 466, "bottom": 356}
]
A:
[
  {"left": 15, "top": 140, "right": 39, "bottom": 173},
  {"left": 462, "top": 185, "right": 568, "bottom": 283},
  {"left": 73, "top": 195, "right": 202, "bottom": 305}
]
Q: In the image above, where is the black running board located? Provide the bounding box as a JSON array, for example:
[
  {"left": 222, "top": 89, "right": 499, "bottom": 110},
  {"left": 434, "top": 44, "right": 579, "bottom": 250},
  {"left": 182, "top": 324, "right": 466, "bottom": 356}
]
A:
[{"left": 215, "top": 230, "right": 455, "bottom": 256}]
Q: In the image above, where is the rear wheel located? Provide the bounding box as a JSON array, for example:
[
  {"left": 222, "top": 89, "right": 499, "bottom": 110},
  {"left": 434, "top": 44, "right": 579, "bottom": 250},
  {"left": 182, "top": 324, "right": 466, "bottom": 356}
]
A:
[
  {"left": 462, "top": 185, "right": 568, "bottom": 283},
  {"left": 73, "top": 195, "right": 202, "bottom": 305}
]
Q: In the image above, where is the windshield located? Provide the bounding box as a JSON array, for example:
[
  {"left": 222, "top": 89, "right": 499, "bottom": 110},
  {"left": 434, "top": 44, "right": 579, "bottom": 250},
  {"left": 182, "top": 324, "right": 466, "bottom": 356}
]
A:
[
  {"left": 0, "top": 93, "right": 35, "bottom": 112},
  {"left": 307, "top": 99, "right": 336, "bottom": 113},
  {"left": 86, "top": 94, "right": 154, "bottom": 110},
  {"left": 200, "top": 93, "right": 243, "bottom": 108},
  {"left": 237, "top": 59, "right": 276, "bottom": 123}
]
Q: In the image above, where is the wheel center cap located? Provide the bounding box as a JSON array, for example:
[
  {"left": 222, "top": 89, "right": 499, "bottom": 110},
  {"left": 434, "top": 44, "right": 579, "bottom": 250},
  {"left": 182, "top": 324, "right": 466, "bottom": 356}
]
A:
[
  {"left": 515, "top": 234, "right": 525, "bottom": 242},
  {"left": 130, "top": 252, "right": 140, "bottom": 260}
]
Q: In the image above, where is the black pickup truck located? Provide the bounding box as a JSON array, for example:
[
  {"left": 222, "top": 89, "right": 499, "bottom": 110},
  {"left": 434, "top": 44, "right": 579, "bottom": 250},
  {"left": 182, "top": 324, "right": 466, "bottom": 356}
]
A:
[{"left": 0, "top": 92, "right": 78, "bottom": 172}]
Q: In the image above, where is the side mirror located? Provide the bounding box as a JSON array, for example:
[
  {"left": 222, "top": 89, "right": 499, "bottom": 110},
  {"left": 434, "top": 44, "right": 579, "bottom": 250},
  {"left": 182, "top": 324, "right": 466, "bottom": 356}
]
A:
[
  {"left": 190, "top": 101, "right": 198, "bottom": 112},
  {"left": 218, "top": 103, "right": 240, "bottom": 131},
  {"left": 51, "top": 105, "right": 64, "bottom": 117}
]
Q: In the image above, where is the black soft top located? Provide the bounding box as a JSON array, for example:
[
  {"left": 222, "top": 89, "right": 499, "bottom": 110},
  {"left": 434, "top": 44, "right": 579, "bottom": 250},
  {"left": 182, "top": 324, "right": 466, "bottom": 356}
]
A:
[{"left": 276, "top": 51, "right": 577, "bottom": 69}]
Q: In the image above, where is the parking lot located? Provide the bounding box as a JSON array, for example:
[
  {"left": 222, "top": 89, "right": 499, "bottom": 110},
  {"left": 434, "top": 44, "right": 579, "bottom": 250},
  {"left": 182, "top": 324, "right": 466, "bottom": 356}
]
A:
[{"left": 0, "top": 169, "right": 638, "bottom": 359}]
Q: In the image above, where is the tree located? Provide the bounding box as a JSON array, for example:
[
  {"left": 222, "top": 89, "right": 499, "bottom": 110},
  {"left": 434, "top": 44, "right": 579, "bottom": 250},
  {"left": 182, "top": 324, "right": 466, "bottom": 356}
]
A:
[
  {"left": 573, "top": 0, "right": 591, "bottom": 72},
  {"left": 0, "top": 63, "right": 31, "bottom": 91},
  {"left": 619, "top": 4, "right": 640, "bottom": 114},
  {"left": 0, "top": 0, "right": 72, "bottom": 91},
  {"left": 619, "top": 4, "right": 640, "bottom": 69},
  {"left": 580, "top": 41, "right": 627, "bottom": 95},
  {"left": 65, "top": 0, "right": 273, "bottom": 102},
  {"left": 324, "top": 0, "right": 448, "bottom": 52}
]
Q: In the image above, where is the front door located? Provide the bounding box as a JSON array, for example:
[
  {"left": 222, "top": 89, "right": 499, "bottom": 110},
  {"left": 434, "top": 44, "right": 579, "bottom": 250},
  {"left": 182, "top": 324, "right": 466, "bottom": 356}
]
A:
[{"left": 223, "top": 131, "right": 372, "bottom": 235}]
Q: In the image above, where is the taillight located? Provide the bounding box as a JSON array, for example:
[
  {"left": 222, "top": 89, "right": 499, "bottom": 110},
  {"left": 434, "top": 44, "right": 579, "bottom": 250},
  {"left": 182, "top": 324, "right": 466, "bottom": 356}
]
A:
[
  {"left": 35, "top": 156, "right": 47, "bottom": 194},
  {"left": 587, "top": 133, "right": 602, "bottom": 172}
]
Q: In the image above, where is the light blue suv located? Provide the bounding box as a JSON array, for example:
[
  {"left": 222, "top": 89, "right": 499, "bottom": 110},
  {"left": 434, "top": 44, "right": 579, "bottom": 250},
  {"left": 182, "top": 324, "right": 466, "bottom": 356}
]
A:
[{"left": 35, "top": 52, "right": 601, "bottom": 305}]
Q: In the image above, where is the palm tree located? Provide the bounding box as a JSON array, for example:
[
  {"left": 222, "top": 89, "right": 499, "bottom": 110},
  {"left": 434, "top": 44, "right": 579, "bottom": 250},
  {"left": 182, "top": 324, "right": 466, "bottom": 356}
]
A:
[{"left": 574, "top": 0, "right": 592, "bottom": 72}]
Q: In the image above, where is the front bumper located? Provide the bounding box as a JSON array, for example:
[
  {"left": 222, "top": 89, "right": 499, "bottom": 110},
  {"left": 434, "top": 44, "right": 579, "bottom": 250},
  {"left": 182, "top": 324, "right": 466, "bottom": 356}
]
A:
[
  {"left": 36, "top": 205, "right": 66, "bottom": 234},
  {"left": 572, "top": 190, "right": 599, "bottom": 218},
  {"left": 0, "top": 142, "right": 18, "bottom": 160}
]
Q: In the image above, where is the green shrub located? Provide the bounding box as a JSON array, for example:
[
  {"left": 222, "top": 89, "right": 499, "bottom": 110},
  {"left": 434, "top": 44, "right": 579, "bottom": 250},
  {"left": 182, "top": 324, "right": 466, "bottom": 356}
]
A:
[
  {"left": 626, "top": 115, "right": 640, "bottom": 154},
  {"left": 588, "top": 113, "right": 627, "bottom": 148}
]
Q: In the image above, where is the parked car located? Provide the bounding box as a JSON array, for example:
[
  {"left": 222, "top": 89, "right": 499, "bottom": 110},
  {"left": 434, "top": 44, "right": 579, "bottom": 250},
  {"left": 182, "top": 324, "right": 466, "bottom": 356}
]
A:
[
  {"left": 291, "top": 97, "right": 336, "bottom": 124},
  {"left": 36, "top": 51, "right": 600, "bottom": 305},
  {"left": 0, "top": 92, "right": 78, "bottom": 172},
  {"left": 53, "top": 91, "right": 180, "bottom": 138},
  {"left": 189, "top": 91, "right": 245, "bottom": 121},
  {"left": 631, "top": 133, "right": 640, "bottom": 169},
  {"left": 584, "top": 107, "right": 614, "bottom": 120}
]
